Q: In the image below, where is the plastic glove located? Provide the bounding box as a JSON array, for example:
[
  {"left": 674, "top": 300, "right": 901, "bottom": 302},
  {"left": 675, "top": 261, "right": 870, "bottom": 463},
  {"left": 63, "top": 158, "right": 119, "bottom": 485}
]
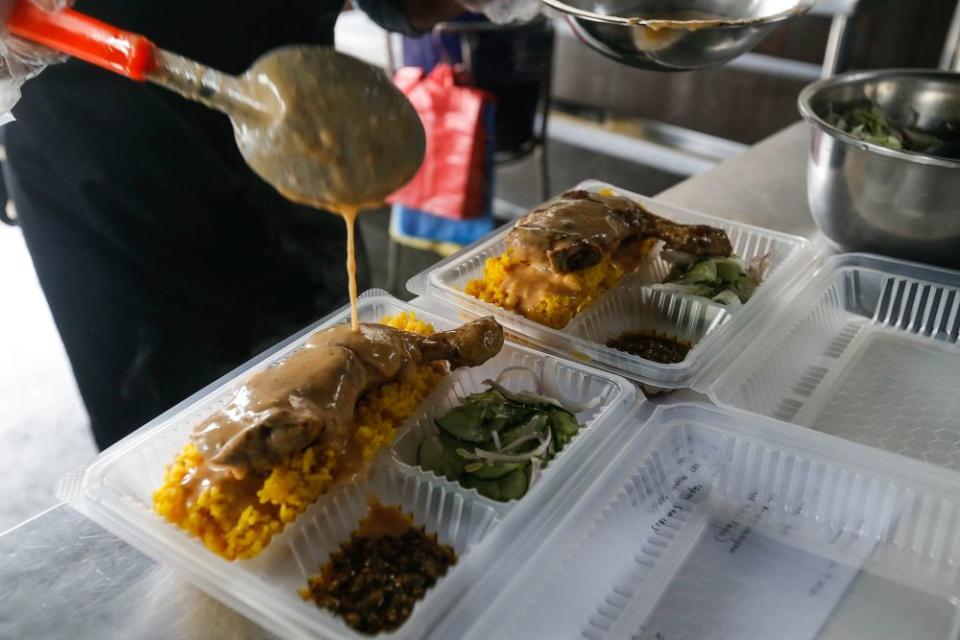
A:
[
  {"left": 456, "top": 0, "right": 541, "bottom": 24},
  {"left": 0, "top": 0, "right": 72, "bottom": 121}
]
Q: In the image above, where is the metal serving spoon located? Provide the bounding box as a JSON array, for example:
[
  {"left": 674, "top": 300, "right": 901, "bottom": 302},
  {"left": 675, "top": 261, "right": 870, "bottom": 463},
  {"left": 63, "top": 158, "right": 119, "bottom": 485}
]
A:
[{"left": 7, "top": 0, "right": 425, "bottom": 209}]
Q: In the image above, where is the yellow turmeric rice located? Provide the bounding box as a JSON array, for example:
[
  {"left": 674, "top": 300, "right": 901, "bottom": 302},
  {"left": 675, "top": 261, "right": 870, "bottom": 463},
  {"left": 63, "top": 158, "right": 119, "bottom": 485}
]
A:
[
  {"left": 465, "top": 251, "right": 624, "bottom": 329},
  {"left": 152, "top": 312, "right": 446, "bottom": 560},
  {"left": 466, "top": 187, "right": 661, "bottom": 329}
]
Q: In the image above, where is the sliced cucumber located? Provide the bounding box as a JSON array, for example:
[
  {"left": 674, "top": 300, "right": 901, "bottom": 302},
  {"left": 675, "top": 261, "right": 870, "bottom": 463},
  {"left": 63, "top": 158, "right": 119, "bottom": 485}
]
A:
[
  {"left": 435, "top": 402, "right": 488, "bottom": 443},
  {"left": 460, "top": 475, "right": 502, "bottom": 501},
  {"left": 496, "top": 468, "right": 529, "bottom": 501},
  {"left": 469, "top": 461, "right": 524, "bottom": 480},
  {"left": 679, "top": 259, "right": 718, "bottom": 285},
  {"left": 418, "top": 435, "right": 466, "bottom": 480},
  {"left": 715, "top": 258, "right": 746, "bottom": 284},
  {"left": 462, "top": 468, "right": 529, "bottom": 502},
  {"left": 547, "top": 408, "right": 581, "bottom": 437}
]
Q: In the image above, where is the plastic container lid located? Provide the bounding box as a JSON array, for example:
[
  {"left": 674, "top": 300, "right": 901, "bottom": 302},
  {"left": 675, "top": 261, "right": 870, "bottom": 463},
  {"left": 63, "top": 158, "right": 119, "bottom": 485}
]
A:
[
  {"left": 431, "top": 403, "right": 960, "bottom": 640},
  {"left": 706, "top": 253, "right": 960, "bottom": 471}
]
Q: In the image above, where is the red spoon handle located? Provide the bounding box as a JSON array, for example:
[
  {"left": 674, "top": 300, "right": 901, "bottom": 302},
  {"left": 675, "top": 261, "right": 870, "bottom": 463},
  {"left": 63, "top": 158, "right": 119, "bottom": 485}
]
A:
[{"left": 7, "top": 0, "right": 156, "bottom": 80}]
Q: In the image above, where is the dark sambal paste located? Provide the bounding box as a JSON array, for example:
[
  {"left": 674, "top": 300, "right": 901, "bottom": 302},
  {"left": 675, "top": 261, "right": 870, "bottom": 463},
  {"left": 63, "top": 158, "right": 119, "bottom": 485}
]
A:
[
  {"left": 606, "top": 331, "right": 691, "bottom": 364},
  {"left": 301, "top": 497, "right": 457, "bottom": 634}
]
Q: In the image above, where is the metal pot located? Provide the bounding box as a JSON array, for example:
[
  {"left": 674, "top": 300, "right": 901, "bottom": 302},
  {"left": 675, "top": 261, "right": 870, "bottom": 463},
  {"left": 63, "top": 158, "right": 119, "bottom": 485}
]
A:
[
  {"left": 799, "top": 69, "right": 960, "bottom": 268},
  {"left": 540, "top": 0, "right": 814, "bottom": 71}
]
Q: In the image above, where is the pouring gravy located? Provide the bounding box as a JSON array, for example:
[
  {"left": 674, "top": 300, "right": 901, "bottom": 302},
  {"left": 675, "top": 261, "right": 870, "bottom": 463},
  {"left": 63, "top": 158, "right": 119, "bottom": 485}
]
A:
[{"left": 148, "top": 46, "right": 426, "bottom": 330}]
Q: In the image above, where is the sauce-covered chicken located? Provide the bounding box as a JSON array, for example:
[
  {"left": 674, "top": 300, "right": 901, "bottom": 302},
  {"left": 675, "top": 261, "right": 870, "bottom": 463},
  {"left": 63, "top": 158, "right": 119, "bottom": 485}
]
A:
[
  {"left": 467, "top": 190, "right": 734, "bottom": 329},
  {"left": 192, "top": 317, "right": 504, "bottom": 478},
  {"left": 507, "top": 190, "right": 732, "bottom": 273}
]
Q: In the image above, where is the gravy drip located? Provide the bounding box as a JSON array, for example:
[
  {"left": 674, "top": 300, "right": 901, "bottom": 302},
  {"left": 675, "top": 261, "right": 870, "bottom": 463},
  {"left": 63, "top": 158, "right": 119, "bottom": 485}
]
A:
[
  {"left": 341, "top": 208, "right": 360, "bottom": 332},
  {"left": 149, "top": 48, "right": 427, "bottom": 332}
]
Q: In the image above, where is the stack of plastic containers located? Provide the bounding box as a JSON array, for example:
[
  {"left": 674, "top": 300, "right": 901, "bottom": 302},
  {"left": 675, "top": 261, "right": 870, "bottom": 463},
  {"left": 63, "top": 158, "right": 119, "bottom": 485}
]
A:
[{"left": 75, "top": 181, "right": 960, "bottom": 639}]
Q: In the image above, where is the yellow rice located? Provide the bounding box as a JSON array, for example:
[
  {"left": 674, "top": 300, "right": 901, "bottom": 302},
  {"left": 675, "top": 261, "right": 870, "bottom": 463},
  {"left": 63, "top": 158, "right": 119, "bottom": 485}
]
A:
[
  {"left": 467, "top": 187, "right": 661, "bottom": 329},
  {"left": 465, "top": 251, "right": 623, "bottom": 329},
  {"left": 152, "top": 312, "right": 445, "bottom": 560}
]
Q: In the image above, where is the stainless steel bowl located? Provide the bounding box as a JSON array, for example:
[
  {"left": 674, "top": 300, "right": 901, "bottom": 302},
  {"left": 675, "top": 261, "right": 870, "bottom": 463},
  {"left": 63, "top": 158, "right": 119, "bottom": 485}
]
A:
[
  {"left": 542, "top": 0, "right": 814, "bottom": 71},
  {"left": 799, "top": 69, "right": 960, "bottom": 268}
]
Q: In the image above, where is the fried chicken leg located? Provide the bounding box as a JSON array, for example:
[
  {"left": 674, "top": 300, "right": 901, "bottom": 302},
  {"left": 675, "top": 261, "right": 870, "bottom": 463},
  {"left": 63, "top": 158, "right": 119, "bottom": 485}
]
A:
[
  {"left": 507, "top": 190, "right": 732, "bottom": 273},
  {"left": 192, "top": 317, "right": 503, "bottom": 476}
]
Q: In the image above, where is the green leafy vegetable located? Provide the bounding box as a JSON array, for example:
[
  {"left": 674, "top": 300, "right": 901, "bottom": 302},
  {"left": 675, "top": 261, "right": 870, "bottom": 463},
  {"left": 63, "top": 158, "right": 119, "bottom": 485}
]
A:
[
  {"left": 659, "top": 252, "right": 769, "bottom": 305},
  {"left": 825, "top": 99, "right": 958, "bottom": 158},
  {"left": 419, "top": 381, "right": 583, "bottom": 502}
]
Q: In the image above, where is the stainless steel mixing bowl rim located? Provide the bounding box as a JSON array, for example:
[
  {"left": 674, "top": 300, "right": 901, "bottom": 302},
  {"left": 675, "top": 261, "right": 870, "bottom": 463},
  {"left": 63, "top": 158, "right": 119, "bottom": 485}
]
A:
[
  {"left": 798, "top": 68, "right": 960, "bottom": 170},
  {"left": 538, "top": 0, "right": 815, "bottom": 28}
]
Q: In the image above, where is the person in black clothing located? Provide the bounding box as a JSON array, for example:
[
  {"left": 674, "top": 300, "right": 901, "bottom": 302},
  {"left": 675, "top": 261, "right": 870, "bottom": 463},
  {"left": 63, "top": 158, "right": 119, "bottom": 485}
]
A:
[{"left": 0, "top": 0, "right": 467, "bottom": 449}]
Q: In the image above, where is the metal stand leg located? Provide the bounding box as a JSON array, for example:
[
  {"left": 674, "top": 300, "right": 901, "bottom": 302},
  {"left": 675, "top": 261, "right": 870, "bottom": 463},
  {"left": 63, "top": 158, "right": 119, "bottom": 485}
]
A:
[
  {"left": 538, "top": 140, "right": 551, "bottom": 201},
  {"left": 941, "top": 0, "right": 960, "bottom": 70},
  {"left": 387, "top": 237, "right": 400, "bottom": 296}
]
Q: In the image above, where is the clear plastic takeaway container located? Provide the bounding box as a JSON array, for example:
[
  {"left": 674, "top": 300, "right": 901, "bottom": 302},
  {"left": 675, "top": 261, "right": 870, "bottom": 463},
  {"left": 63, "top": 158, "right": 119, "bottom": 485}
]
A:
[
  {"left": 408, "top": 180, "right": 960, "bottom": 475},
  {"left": 72, "top": 256, "right": 960, "bottom": 637},
  {"left": 430, "top": 403, "right": 960, "bottom": 640},
  {"left": 75, "top": 291, "right": 637, "bottom": 640},
  {"left": 407, "top": 179, "right": 815, "bottom": 389},
  {"left": 703, "top": 253, "right": 960, "bottom": 472}
]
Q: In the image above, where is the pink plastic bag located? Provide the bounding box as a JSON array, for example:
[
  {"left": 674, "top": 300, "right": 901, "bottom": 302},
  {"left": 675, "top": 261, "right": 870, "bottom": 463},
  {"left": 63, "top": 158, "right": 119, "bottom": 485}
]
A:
[{"left": 388, "top": 64, "right": 492, "bottom": 220}]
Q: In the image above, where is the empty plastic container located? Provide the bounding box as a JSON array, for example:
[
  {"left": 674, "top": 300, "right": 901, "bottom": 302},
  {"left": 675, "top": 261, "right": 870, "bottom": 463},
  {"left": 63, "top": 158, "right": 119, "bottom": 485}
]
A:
[{"left": 433, "top": 404, "right": 960, "bottom": 640}]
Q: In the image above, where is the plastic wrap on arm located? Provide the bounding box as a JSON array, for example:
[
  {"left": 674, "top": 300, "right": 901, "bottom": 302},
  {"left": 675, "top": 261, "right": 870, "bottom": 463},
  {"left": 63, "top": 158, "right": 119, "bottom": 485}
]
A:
[
  {"left": 0, "top": 0, "right": 72, "bottom": 122},
  {"left": 455, "top": 0, "right": 541, "bottom": 24}
]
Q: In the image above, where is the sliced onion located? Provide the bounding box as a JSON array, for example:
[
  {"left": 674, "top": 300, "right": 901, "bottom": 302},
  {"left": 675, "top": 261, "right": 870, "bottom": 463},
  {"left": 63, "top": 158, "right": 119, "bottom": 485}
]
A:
[
  {"left": 501, "top": 431, "right": 543, "bottom": 453},
  {"left": 494, "top": 366, "right": 542, "bottom": 393},
  {"left": 747, "top": 252, "right": 771, "bottom": 283},
  {"left": 528, "top": 457, "right": 542, "bottom": 492},
  {"left": 482, "top": 379, "right": 563, "bottom": 409},
  {"left": 491, "top": 430, "right": 502, "bottom": 451},
  {"left": 457, "top": 429, "right": 552, "bottom": 464}
]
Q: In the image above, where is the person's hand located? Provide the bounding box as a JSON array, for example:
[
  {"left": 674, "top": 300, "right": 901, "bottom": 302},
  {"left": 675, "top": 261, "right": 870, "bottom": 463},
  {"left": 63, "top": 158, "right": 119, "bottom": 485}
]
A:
[{"left": 0, "top": 0, "right": 72, "bottom": 119}]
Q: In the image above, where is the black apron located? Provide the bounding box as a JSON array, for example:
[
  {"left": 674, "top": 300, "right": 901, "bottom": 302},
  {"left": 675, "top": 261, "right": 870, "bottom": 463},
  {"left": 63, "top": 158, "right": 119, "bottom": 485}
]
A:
[{"left": 2, "top": 1, "right": 405, "bottom": 448}]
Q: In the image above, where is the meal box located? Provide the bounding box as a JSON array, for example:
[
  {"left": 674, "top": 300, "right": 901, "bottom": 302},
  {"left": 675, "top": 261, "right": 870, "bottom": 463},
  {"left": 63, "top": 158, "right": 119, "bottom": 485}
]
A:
[
  {"left": 75, "top": 292, "right": 638, "bottom": 640},
  {"left": 72, "top": 284, "right": 960, "bottom": 639},
  {"left": 71, "top": 175, "right": 960, "bottom": 639},
  {"left": 408, "top": 179, "right": 815, "bottom": 390}
]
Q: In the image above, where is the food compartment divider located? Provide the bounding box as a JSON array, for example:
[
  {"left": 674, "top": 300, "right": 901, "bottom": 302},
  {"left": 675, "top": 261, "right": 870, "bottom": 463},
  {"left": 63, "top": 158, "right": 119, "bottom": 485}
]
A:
[
  {"left": 78, "top": 290, "right": 638, "bottom": 640},
  {"left": 245, "top": 462, "right": 500, "bottom": 640},
  {"left": 407, "top": 179, "right": 814, "bottom": 388},
  {"left": 564, "top": 282, "right": 733, "bottom": 385},
  {"left": 390, "top": 339, "right": 637, "bottom": 515},
  {"left": 708, "top": 254, "right": 960, "bottom": 472},
  {"left": 445, "top": 404, "right": 960, "bottom": 640}
]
